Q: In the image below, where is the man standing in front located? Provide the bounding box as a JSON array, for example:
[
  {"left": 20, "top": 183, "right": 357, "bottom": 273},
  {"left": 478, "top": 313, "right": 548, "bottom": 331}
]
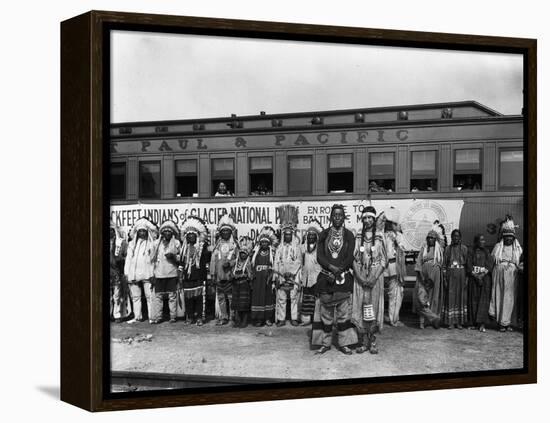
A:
[
  {"left": 311, "top": 204, "right": 358, "bottom": 355},
  {"left": 152, "top": 220, "right": 181, "bottom": 324}
]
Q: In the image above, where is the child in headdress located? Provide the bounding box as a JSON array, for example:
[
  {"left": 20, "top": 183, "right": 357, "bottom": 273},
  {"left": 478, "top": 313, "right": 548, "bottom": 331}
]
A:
[{"left": 231, "top": 236, "right": 254, "bottom": 328}]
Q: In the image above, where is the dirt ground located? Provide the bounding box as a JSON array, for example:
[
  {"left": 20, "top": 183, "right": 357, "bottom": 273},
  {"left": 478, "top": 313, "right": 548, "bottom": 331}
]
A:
[{"left": 111, "top": 314, "right": 523, "bottom": 381}]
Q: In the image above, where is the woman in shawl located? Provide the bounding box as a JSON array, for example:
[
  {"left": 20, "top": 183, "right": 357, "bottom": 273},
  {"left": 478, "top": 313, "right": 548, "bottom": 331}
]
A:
[
  {"left": 442, "top": 229, "right": 469, "bottom": 329},
  {"left": 466, "top": 234, "right": 494, "bottom": 332},
  {"left": 413, "top": 229, "right": 443, "bottom": 329},
  {"left": 489, "top": 217, "right": 522, "bottom": 332}
]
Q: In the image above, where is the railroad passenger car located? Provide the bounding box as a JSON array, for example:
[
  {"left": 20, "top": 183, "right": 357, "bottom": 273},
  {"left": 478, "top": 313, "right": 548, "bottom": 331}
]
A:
[
  {"left": 110, "top": 101, "right": 524, "bottom": 305},
  {"left": 110, "top": 100, "right": 523, "bottom": 249}
]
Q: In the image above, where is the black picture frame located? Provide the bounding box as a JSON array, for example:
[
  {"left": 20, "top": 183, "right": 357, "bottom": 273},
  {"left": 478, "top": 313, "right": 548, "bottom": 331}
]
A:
[{"left": 61, "top": 10, "right": 536, "bottom": 411}]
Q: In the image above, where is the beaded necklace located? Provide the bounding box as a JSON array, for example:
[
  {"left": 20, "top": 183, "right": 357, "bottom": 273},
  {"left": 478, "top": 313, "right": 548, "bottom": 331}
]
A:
[{"left": 328, "top": 226, "right": 344, "bottom": 259}]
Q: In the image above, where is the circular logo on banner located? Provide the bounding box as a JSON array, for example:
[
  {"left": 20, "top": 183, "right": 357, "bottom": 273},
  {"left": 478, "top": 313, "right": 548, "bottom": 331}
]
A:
[{"left": 401, "top": 200, "right": 448, "bottom": 250}]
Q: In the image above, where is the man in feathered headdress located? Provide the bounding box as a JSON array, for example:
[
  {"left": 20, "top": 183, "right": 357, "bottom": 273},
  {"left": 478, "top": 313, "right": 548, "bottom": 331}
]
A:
[
  {"left": 383, "top": 207, "right": 407, "bottom": 327},
  {"left": 250, "top": 226, "right": 278, "bottom": 326},
  {"left": 351, "top": 206, "right": 387, "bottom": 354},
  {"left": 311, "top": 204, "right": 358, "bottom": 355},
  {"left": 110, "top": 220, "right": 128, "bottom": 322},
  {"left": 124, "top": 217, "right": 158, "bottom": 323},
  {"left": 232, "top": 236, "right": 254, "bottom": 328},
  {"left": 179, "top": 216, "right": 209, "bottom": 326},
  {"left": 413, "top": 228, "right": 443, "bottom": 329},
  {"left": 152, "top": 220, "right": 181, "bottom": 323},
  {"left": 274, "top": 205, "right": 302, "bottom": 327},
  {"left": 489, "top": 216, "right": 522, "bottom": 332},
  {"left": 210, "top": 213, "right": 238, "bottom": 325},
  {"left": 299, "top": 218, "right": 324, "bottom": 326}
]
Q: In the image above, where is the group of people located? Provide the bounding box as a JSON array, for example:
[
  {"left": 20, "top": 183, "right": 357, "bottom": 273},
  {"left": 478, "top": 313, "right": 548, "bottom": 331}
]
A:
[{"left": 109, "top": 203, "right": 524, "bottom": 355}]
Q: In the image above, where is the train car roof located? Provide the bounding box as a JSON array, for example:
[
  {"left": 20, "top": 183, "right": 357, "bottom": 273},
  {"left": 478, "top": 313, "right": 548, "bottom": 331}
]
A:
[{"left": 110, "top": 100, "right": 521, "bottom": 138}]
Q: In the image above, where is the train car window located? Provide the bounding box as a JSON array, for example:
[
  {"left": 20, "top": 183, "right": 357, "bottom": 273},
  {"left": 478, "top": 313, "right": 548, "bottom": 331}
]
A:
[
  {"left": 410, "top": 151, "right": 438, "bottom": 192},
  {"left": 110, "top": 162, "right": 126, "bottom": 200},
  {"left": 327, "top": 153, "right": 353, "bottom": 193},
  {"left": 288, "top": 156, "right": 312, "bottom": 196},
  {"left": 369, "top": 152, "right": 395, "bottom": 192},
  {"left": 453, "top": 149, "right": 482, "bottom": 191},
  {"left": 212, "top": 158, "right": 235, "bottom": 196},
  {"left": 175, "top": 159, "right": 198, "bottom": 198},
  {"left": 249, "top": 157, "right": 273, "bottom": 196},
  {"left": 499, "top": 150, "right": 523, "bottom": 190},
  {"left": 139, "top": 161, "right": 161, "bottom": 199}
]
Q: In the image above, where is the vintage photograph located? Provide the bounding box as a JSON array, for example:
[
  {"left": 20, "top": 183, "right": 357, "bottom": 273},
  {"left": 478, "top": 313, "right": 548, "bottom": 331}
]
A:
[{"left": 107, "top": 30, "right": 525, "bottom": 392}]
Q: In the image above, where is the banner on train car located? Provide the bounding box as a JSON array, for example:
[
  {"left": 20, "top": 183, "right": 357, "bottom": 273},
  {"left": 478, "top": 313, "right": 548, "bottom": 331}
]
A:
[{"left": 110, "top": 199, "right": 464, "bottom": 251}]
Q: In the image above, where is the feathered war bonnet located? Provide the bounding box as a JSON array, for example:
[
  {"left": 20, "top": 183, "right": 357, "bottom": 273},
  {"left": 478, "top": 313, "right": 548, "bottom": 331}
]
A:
[
  {"left": 109, "top": 219, "right": 125, "bottom": 237},
  {"left": 179, "top": 215, "right": 209, "bottom": 273},
  {"left": 500, "top": 215, "right": 517, "bottom": 238},
  {"left": 493, "top": 215, "right": 522, "bottom": 265},
  {"left": 256, "top": 225, "right": 278, "bottom": 246},
  {"left": 383, "top": 206, "right": 400, "bottom": 225},
  {"left": 278, "top": 204, "right": 299, "bottom": 236},
  {"left": 423, "top": 224, "right": 444, "bottom": 263},
  {"left": 252, "top": 226, "right": 278, "bottom": 265},
  {"left": 237, "top": 236, "right": 254, "bottom": 255},
  {"left": 216, "top": 213, "right": 238, "bottom": 241},
  {"left": 109, "top": 220, "right": 125, "bottom": 256},
  {"left": 159, "top": 219, "right": 180, "bottom": 239},
  {"left": 180, "top": 215, "right": 209, "bottom": 243},
  {"left": 130, "top": 217, "right": 158, "bottom": 241},
  {"left": 303, "top": 218, "right": 324, "bottom": 243},
  {"left": 431, "top": 220, "right": 447, "bottom": 247}
]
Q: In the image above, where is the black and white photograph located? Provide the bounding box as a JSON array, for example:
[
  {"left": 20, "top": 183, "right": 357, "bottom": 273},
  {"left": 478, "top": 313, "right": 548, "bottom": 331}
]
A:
[{"left": 107, "top": 29, "right": 526, "bottom": 393}]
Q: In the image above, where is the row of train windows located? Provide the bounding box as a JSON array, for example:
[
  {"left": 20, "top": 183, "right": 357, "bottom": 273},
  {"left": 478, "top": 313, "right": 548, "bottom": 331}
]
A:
[{"left": 110, "top": 148, "right": 524, "bottom": 199}]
